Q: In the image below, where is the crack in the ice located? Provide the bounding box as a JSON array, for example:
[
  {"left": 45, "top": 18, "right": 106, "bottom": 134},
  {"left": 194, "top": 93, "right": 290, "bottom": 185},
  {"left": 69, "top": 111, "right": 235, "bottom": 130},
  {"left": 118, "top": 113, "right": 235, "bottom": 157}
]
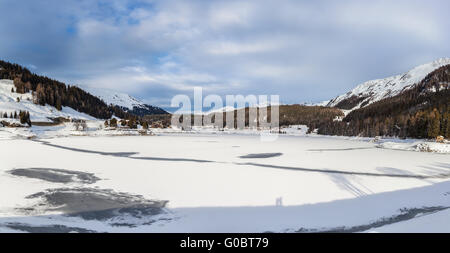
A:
[
  {"left": 34, "top": 140, "right": 449, "bottom": 178},
  {"left": 236, "top": 162, "right": 450, "bottom": 179},
  {"left": 307, "top": 147, "right": 375, "bottom": 152},
  {"left": 239, "top": 153, "right": 283, "bottom": 159},
  {"left": 34, "top": 140, "right": 213, "bottom": 163}
]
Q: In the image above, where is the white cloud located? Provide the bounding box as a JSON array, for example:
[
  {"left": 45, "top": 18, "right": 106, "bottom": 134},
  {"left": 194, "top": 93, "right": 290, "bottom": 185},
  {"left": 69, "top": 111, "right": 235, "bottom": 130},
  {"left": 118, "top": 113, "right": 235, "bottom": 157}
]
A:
[
  {"left": 60, "top": 0, "right": 450, "bottom": 104},
  {"left": 334, "top": 1, "right": 442, "bottom": 43},
  {"left": 77, "top": 19, "right": 118, "bottom": 37},
  {"left": 205, "top": 41, "right": 280, "bottom": 55},
  {"left": 1, "top": 0, "right": 449, "bottom": 106},
  {"left": 207, "top": 2, "right": 253, "bottom": 28}
]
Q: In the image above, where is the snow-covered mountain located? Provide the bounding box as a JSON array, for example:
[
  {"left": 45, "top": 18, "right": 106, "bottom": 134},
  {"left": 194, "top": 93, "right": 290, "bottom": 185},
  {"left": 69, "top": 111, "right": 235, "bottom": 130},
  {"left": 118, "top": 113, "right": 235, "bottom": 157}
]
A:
[
  {"left": 82, "top": 86, "right": 167, "bottom": 116},
  {"left": 0, "top": 79, "right": 96, "bottom": 123},
  {"left": 201, "top": 101, "right": 282, "bottom": 115},
  {"left": 326, "top": 58, "right": 450, "bottom": 110}
]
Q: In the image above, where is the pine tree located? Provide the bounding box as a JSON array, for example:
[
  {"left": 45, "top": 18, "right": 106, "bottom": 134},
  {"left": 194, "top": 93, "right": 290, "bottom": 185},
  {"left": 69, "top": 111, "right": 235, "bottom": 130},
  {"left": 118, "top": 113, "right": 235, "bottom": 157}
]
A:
[
  {"left": 110, "top": 118, "right": 117, "bottom": 127},
  {"left": 19, "top": 111, "right": 31, "bottom": 126},
  {"left": 26, "top": 111, "right": 31, "bottom": 126},
  {"left": 445, "top": 112, "right": 450, "bottom": 139},
  {"left": 56, "top": 96, "right": 62, "bottom": 110},
  {"left": 127, "top": 119, "right": 137, "bottom": 129},
  {"left": 19, "top": 111, "right": 26, "bottom": 124},
  {"left": 427, "top": 109, "right": 440, "bottom": 138}
]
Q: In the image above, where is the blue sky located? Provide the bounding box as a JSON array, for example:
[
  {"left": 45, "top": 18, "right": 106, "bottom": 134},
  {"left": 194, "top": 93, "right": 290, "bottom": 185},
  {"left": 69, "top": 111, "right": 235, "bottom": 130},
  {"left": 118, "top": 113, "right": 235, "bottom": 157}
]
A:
[{"left": 0, "top": 0, "right": 449, "bottom": 109}]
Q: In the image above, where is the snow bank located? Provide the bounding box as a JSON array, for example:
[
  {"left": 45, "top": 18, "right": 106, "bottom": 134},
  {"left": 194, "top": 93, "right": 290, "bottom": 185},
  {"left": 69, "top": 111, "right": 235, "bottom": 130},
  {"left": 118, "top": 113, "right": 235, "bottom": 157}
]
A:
[
  {"left": 377, "top": 140, "right": 450, "bottom": 154},
  {"left": 0, "top": 120, "right": 153, "bottom": 140},
  {"left": 281, "top": 125, "right": 308, "bottom": 135}
]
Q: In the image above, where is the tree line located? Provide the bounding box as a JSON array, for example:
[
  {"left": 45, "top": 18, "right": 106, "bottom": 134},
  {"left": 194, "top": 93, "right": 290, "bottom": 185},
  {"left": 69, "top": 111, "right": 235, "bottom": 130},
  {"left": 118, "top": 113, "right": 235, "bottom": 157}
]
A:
[
  {"left": 0, "top": 110, "right": 31, "bottom": 126},
  {"left": 174, "top": 104, "right": 343, "bottom": 132}
]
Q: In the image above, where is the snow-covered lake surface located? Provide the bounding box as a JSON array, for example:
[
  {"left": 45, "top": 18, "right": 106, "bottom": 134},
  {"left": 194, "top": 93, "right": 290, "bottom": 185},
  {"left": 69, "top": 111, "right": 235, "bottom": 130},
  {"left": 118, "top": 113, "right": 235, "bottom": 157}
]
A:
[{"left": 0, "top": 133, "right": 449, "bottom": 232}]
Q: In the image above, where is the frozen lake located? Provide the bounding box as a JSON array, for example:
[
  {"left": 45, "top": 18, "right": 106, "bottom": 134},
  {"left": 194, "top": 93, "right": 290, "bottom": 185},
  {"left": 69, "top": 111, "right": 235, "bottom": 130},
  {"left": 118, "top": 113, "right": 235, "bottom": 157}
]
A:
[{"left": 1, "top": 134, "right": 449, "bottom": 232}]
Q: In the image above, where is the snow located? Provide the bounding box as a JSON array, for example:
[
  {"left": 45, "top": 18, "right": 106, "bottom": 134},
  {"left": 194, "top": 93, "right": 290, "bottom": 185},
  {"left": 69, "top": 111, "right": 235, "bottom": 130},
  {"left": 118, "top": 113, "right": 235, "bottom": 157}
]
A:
[
  {"left": 306, "top": 100, "right": 331, "bottom": 107},
  {"left": 141, "top": 181, "right": 450, "bottom": 233},
  {"left": 377, "top": 140, "right": 450, "bottom": 154},
  {"left": 0, "top": 121, "right": 152, "bottom": 140},
  {"left": 205, "top": 106, "right": 236, "bottom": 114},
  {"left": 1, "top": 133, "right": 449, "bottom": 232},
  {"left": 315, "top": 100, "right": 330, "bottom": 106},
  {"left": 2, "top": 119, "right": 449, "bottom": 155},
  {"left": 281, "top": 125, "right": 308, "bottom": 135},
  {"left": 187, "top": 101, "right": 282, "bottom": 115},
  {"left": 327, "top": 58, "right": 450, "bottom": 110},
  {"left": 0, "top": 79, "right": 97, "bottom": 122},
  {"left": 81, "top": 86, "right": 146, "bottom": 110}
]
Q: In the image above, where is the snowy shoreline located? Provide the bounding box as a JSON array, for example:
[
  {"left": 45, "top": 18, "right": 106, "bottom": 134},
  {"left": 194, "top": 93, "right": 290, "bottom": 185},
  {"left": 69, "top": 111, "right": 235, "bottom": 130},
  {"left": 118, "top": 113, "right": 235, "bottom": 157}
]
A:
[{"left": 2, "top": 122, "right": 449, "bottom": 154}]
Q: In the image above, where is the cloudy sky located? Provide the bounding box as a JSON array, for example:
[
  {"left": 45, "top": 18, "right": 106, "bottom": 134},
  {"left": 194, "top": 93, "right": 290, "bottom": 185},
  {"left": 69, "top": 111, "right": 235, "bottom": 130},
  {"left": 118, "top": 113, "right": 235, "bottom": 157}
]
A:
[{"left": 0, "top": 0, "right": 449, "bottom": 110}]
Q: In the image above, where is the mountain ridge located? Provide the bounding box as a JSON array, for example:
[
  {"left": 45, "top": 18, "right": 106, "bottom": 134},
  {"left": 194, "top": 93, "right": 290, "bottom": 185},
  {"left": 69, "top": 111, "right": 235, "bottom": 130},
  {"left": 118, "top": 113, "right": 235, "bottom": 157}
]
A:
[
  {"left": 317, "top": 64, "right": 450, "bottom": 138},
  {"left": 0, "top": 59, "right": 167, "bottom": 121},
  {"left": 80, "top": 86, "right": 168, "bottom": 116},
  {"left": 326, "top": 58, "right": 450, "bottom": 110}
]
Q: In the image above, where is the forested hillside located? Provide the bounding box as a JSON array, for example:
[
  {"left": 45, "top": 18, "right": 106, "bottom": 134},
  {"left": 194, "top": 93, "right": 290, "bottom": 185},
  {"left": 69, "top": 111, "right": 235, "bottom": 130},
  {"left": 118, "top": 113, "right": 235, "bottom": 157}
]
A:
[
  {"left": 326, "top": 58, "right": 450, "bottom": 110},
  {"left": 320, "top": 64, "right": 450, "bottom": 138},
  {"left": 187, "top": 104, "right": 343, "bottom": 132},
  {"left": 82, "top": 86, "right": 168, "bottom": 116},
  {"left": 0, "top": 60, "right": 135, "bottom": 120}
]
